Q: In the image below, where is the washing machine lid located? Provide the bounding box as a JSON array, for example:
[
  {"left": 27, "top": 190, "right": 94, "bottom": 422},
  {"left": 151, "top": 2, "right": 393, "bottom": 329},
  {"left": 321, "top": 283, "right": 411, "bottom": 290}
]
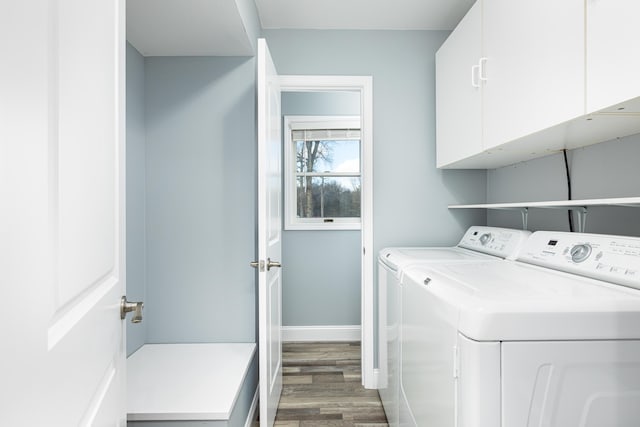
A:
[
  {"left": 378, "top": 226, "right": 531, "bottom": 271},
  {"left": 378, "top": 246, "right": 493, "bottom": 272},
  {"left": 403, "top": 261, "right": 640, "bottom": 341}
]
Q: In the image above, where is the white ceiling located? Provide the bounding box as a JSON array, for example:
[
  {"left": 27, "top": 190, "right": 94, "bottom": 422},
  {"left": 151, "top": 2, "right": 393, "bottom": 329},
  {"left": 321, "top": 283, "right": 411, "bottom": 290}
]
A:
[
  {"left": 127, "top": 0, "right": 254, "bottom": 56},
  {"left": 127, "top": 0, "right": 474, "bottom": 56},
  {"left": 255, "top": 0, "right": 475, "bottom": 30}
]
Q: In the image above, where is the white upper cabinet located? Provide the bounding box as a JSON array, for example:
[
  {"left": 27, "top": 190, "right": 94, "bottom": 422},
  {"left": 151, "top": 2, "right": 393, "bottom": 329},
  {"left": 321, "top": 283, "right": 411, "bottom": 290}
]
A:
[
  {"left": 482, "top": 0, "right": 584, "bottom": 150},
  {"left": 436, "top": 0, "right": 584, "bottom": 168},
  {"left": 435, "top": 1, "right": 482, "bottom": 168},
  {"left": 436, "top": 0, "right": 640, "bottom": 169},
  {"left": 586, "top": 0, "right": 640, "bottom": 113}
]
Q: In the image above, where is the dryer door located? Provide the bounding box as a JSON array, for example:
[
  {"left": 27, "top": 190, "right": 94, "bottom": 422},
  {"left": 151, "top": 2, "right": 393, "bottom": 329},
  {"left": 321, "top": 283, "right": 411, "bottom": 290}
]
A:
[{"left": 401, "top": 272, "right": 458, "bottom": 427}]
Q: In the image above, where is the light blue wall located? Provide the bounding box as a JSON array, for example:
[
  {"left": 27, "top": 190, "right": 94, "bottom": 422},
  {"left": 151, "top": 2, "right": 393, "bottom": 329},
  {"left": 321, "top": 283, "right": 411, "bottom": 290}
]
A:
[
  {"left": 487, "top": 134, "right": 640, "bottom": 237},
  {"left": 126, "top": 46, "right": 259, "bottom": 427},
  {"left": 282, "top": 91, "right": 361, "bottom": 116},
  {"left": 126, "top": 42, "right": 147, "bottom": 356},
  {"left": 265, "top": 29, "right": 487, "bottom": 267},
  {"left": 281, "top": 91, "right": 361, "bottom": 326},
  {"left": 132, "top": 31, "right": 488, "bottom": 342},
  {"left": 131, "top": 28, "right": 488, "bottom": 354},
  {"left": 144, "top": 56, "right": 257, "bottom": 343}
]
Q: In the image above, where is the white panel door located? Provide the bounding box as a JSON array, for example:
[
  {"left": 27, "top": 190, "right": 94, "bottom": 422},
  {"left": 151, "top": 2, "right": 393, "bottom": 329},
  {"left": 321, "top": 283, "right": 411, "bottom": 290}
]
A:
[
  {"left": 256, "top": 38, "right": 283, "bottom": 427},
  {"left": 482, "top": 0, "right": 584, "bottom": 150},
  {"left": 1, "top": 0, "right": 126, "bottom": 425},
  {"left": 435, "top": 0, "right": 483, "bottom": 168},
  {"left": 586, "top": 0, "right": 640, "bottom": 113}
]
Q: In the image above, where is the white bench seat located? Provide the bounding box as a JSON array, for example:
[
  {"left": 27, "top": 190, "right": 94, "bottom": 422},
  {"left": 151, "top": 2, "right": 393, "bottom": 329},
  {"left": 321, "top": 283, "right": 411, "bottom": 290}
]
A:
[{"left": 127, "top": 343, "right": 256, "bottom": 425}]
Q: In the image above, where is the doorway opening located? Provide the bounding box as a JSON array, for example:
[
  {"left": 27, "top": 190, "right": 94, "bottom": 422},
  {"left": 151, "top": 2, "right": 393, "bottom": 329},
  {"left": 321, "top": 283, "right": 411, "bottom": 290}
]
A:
[{"left": 279, "top": 76, "right": 375, "bottom": 388}]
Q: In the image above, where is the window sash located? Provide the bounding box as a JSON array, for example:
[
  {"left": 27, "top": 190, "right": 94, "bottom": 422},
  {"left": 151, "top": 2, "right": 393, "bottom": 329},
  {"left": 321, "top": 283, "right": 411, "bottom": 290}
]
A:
[
  {"left": 292, "top": 129, "right": 361, "bottom": 141},
  {"left": 295, "top": 172, "right": 360, "bottom": 178},
  {"left": 284, "top": 115, "right": 362, "bottom": 231}
]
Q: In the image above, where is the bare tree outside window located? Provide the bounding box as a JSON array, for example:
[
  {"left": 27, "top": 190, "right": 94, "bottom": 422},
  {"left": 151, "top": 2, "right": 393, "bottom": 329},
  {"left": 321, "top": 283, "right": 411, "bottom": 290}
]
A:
[{"left": 294, "top": 138, "right": 361, "bottom": 219}]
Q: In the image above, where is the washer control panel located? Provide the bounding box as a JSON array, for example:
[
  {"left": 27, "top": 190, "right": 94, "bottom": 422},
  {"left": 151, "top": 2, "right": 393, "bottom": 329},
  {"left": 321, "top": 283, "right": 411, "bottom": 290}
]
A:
[
  {"left": 458, "top": 226, "right": 531, "bottom": 259},
  {"left": 518, "top": 231, "right": 640, "bottom": 290}
]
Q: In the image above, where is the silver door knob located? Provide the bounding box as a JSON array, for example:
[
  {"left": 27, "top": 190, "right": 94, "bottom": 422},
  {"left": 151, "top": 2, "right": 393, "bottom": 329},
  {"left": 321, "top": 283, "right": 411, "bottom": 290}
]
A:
[
  {"left": 266, "top": 258, "right": 281, "bottom": 271},
  {"left": 121, "top": 296, "right": 144, "bottom": 323}
]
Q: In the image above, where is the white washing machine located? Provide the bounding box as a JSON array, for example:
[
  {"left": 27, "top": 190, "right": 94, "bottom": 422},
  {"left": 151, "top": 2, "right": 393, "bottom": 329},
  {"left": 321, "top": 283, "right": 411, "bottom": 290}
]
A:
[
  {"left": 401, "top": 230, "right": 640, "bottom": 427},
  {"left": 377, "top": 226, "right": 531, "bottom": 427}
]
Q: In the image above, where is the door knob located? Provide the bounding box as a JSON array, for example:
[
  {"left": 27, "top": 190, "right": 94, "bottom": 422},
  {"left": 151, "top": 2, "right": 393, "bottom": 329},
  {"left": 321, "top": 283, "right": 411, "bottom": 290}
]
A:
[
  {"left": 266, "top": 258, "right": 281, "bottom": 271},
  {"left": 121, "top": 296, "right": 144, "bottom": 323},
  {"left": 250, "top": 259, "right": 281, "bottom": 271}
]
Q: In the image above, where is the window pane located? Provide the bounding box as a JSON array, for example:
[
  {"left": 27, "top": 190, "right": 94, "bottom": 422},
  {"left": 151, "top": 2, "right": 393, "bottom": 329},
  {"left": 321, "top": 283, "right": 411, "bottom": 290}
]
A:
[
  {"left": 295, "top": 139, "right": 360, "bottom": 173},
  {"left": 296, "top": 176, "right": 361, "bottom": 218}
]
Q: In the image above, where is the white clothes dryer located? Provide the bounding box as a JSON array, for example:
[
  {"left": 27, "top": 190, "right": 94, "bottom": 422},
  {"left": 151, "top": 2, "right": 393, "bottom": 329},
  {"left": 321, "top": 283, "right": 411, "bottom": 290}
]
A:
[
  {"left": 401, "top": 231, "right": 640, "bottom": 427},
  {"left": 377, "top": 226, "right": 531, "bottom": 427}
]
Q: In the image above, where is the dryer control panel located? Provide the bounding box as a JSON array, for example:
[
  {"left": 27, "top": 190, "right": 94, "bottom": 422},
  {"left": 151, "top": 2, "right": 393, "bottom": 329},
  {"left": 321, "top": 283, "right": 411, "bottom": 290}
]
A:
[
  {"left": 458, "top": 226, "right": 531, "bottom": 260},
  {"left": 518, "top": 231, "right": 640, "bottom": 290}
]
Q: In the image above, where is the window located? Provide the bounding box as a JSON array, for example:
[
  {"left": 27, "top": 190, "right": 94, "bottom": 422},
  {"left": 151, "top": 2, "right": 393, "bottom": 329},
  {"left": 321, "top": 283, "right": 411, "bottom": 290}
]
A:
[{"left": 284, "top": 116, "right": 361, "bottom": 230}]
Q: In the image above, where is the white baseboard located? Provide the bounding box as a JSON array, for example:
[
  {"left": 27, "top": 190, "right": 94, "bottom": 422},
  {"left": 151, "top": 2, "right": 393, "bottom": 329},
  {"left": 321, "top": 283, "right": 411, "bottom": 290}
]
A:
[
  {"left": 281, "top": 325, "right": 361, "bottom": 342},
  {"left": 372, "top": 368, "right": 381, "bottom": 390},
  {"left": 243, "top": 384, "right": 259, "bottom": 427}
]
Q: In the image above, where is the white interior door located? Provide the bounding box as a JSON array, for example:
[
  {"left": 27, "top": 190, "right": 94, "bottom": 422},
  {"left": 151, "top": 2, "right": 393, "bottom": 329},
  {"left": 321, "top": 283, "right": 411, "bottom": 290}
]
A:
[
  {"left": 256, "top": 38, "right": 283, "bottom": 427},
  {"left": 1, "top": 0, "right": 126, "bottom": 425}
]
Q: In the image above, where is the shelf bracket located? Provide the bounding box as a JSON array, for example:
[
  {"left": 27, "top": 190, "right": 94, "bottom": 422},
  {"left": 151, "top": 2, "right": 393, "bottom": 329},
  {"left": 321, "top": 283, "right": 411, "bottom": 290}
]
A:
[
  {"left": 570, "top": 207, "right": 588, "bottom": 233},
  {"left": 520, "top": 208, "right": 528, "bottom": 231}
]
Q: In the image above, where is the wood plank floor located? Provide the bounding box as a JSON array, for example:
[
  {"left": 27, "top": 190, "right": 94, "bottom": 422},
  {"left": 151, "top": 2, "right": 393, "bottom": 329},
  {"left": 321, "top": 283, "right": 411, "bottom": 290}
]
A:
[{"left": 269, "top": 341, "right": 389, "bottom": 427}]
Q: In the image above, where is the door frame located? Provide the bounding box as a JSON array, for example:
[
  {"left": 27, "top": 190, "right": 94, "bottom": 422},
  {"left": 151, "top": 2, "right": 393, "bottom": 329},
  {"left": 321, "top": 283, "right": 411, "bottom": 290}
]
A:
[{"left": 278, "top": 75, "right": 375, "bottom": 388}]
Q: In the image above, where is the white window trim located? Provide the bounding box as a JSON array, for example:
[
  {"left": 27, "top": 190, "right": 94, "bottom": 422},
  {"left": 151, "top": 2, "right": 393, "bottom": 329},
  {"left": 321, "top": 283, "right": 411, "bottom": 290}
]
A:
[{"left": 284, "top": 115, "right": 362, "bottom": 231}]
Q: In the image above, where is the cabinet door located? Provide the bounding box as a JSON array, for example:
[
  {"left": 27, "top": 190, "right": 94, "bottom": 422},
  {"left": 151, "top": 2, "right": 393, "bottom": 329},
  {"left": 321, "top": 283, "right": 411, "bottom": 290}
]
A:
[
  {"left": 435, "top": 1, "right": 482, "bottom": 168},
  {"left": 586, "top": 0, "right": 640, "bottom": 113},
  {"left": 482, "top": 0, "right": 584, "bottom": 150}
]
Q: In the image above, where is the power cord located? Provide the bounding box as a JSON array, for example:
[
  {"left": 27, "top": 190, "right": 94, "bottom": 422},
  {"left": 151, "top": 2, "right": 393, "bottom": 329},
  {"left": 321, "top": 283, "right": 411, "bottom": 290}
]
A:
[{"left": 563, "top": 149, "right": 574, "bottom": 232}]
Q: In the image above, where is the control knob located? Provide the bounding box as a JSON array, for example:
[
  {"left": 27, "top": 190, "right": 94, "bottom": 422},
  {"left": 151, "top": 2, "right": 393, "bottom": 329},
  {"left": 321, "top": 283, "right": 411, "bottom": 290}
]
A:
[
  {"left": 479, "top": 233, "right": 492, "bottom": 246},
  {"left": 570, "top": 243, "right": 592, "bottom": 263}
]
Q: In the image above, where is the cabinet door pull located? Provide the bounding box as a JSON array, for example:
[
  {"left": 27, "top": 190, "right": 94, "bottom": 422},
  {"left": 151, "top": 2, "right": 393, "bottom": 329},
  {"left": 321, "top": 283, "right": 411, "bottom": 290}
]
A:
[
  {"left": 471, "top": 64, "right": 480, "bottom": 88},
  {"left": 479, "top": 57, "right": 488, "bottom": 82}
]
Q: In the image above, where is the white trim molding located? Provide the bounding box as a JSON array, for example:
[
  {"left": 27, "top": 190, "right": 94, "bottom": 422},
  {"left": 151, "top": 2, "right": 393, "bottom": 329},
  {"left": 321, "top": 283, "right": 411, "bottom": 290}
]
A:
[
  {"left": 281, "top": 325, "right": 361, "bottom": 342},
  {"left": 372, "top": 368, "right": 381, "bottom": 390}
]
